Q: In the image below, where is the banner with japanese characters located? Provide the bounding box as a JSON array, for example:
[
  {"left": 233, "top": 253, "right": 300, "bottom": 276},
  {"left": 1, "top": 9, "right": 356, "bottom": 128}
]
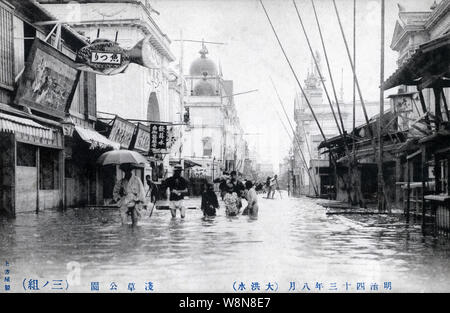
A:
[{"left": 150, "top": 123, "right": 168, "bottom": 153}]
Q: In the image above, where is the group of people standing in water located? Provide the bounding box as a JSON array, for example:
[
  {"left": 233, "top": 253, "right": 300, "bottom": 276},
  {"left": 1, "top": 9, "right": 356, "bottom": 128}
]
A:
[
  {"left": 203, "top": 170, "right": 259, "bottom": 218},
  {"left": 112, "top": 165, "right": 260, "bottom": 225}
]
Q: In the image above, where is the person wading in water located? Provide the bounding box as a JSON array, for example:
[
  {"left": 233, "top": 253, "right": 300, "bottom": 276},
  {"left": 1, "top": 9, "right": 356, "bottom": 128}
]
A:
[
  {"left": 201, "top": 183, "right": 219, "bottom": 217},
  {"left": 165, "top": 165, "right": 189, "bottom": 218},
  {"left": 113, "top": 164, "right": 146, "bottom": 225}
]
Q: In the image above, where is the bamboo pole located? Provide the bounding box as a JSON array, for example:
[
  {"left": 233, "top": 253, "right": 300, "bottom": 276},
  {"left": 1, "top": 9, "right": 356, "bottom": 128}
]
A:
[
  {"left": 259, "top": 0, "right": 326, "bottom": 143},
  {"left": 378, "top": 0, "right": 386, "bottom": 212},
  {"left": 293, "top": 0, "right": 343, "bottom": 137},
  {"left": 307, "top": 0, "right": 346, "bottom": 136},
  {"left": 332, "top": 0, "right": 371, "bottom": 131},
  {"left": 270, "top": 77, "right": 320, "bottom": 195},
  {"left": 352, "top": 0, "right": 356, "bottom": 153},
  {"left": 259, "top": 0, "right": 348, "bottom": 197},
  {"left": 310, "top": 0, "right": 361, "bottom": 205},
  {"left": 273, "top": 99, "right": 319, "bottom": 197},
  {"left": 332, "top": 0, "right": 388, "bottom": 209}
]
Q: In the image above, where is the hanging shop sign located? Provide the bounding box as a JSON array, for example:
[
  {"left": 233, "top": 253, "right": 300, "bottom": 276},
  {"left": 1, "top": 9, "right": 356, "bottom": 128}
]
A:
[
  {"left": 150, "top": 123, "right": 168, "bottom": 153},
  {"left": 132, "top": 123, "right": 151, "bottom": 153},
  {"left": 15, "top": 39, "right": 81, "bottom": 118},
  {"left": 108, "top": 116, "right": 136, "bottom": 149},
  {"left": 76, "top": 36, "right": 160, "bottom": 76}
]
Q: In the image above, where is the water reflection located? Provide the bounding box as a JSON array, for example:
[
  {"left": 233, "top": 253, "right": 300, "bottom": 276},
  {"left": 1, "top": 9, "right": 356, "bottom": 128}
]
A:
[{"left": 0, "top": 195, "right": 449, "bottom": 292}]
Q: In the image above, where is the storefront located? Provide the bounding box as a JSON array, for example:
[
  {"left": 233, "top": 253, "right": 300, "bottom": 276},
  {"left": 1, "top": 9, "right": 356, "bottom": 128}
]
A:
[
  {"left": 95, "top": 115, "right": 151, "bottom": 204},
  {"left": 0, "top": 111, "right": 63, "bottom": 216},
  {"left": 62, "top": 123, "right": 120, "bottom": 207}
]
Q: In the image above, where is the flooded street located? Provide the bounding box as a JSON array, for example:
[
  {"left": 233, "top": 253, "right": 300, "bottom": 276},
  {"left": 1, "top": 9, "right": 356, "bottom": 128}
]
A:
[{"left": 1, "top": 193, "right": 449, "bottom": 293}]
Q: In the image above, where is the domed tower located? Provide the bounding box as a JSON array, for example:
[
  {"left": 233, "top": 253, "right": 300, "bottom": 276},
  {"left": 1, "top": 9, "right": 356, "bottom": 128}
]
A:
[
  {"left": 189, "top": 43, "right": 219, "bottom": 96},
  {"left": 189, "top": 43, "right": 218, "bottom": 77}
]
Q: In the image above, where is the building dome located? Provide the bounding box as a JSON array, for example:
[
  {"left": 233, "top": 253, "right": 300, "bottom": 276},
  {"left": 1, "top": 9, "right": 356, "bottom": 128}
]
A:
[
  {"left": 193, "top": 79, "right": 216, "bottom": 96},
  {"left": 189, "top": 44, "right": 218, "bottom": 76}
]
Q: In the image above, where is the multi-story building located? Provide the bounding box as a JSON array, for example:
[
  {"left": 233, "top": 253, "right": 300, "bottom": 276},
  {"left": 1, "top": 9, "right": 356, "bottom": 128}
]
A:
[
  {"left": 40, "top": 0, "right": 178, "bottom": 198},
  {"left": 382, "top": 0, "right": 450, "bottom": 231},
  {"left": 182, "top": 43, "right": 248, "bottom": 185},
  {"left": 389, "top": 0, "right": 450, "bottom": 106},
  {"left": 292, "top": 54, "right": 384, "bottom": 197},
  {"left": 0, "top": 0, "right": 118, "bottom": 215}
]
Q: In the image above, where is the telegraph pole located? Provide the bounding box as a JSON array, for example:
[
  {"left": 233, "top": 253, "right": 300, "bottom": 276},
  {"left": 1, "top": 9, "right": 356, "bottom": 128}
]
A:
[{"left": 378, "top": 0, "right": 386, "bottom": 212}]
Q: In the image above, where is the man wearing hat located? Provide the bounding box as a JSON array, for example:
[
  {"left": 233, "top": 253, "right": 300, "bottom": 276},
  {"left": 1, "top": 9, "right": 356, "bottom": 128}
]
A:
[
  {"left": 165, "top": 164, "right": 189, "bottom": 218},
  {"left": 113, "top": 163, "right": 146, "bottom": 224}
]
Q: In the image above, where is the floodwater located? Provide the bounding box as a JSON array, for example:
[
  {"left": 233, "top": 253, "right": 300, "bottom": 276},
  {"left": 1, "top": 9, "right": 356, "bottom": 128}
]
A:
[{"left": 0, "top": 192, "right": 449, "bottom": 292}]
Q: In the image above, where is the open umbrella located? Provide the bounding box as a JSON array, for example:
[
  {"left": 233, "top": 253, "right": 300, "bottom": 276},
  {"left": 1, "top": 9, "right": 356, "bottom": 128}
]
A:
[{"left": 97, "top": 149, "right": 147, "bottom": 166}]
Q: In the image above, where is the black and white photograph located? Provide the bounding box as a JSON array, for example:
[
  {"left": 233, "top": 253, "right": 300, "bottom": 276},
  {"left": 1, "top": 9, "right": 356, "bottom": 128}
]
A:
[{"left": 0, "top": 0, "right": 449, "bottom": 300}]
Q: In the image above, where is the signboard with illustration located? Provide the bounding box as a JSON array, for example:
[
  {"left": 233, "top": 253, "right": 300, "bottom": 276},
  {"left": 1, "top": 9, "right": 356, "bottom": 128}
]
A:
[
  {"left": 132, "top": 123, "right": 151, "bottom": 152},
  {"left": 15, "top": 39, "right": 80, "bottom": 118},
  {"left": 108, "top": 116, "right": 136, "bottom": 149}
]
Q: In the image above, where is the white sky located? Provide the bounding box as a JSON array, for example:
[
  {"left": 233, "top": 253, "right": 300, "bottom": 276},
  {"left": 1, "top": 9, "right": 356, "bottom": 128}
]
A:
[{"left": 152, "top": 0, "right": 436, "bottom": 167}]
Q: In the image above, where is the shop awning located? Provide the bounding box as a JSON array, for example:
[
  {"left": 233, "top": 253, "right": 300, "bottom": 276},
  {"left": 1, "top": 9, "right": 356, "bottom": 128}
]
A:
[
  {"left": 169, "top": 158, "right": 202, "bottom": 168},
  {"left": 0, "top": 112, "right": 54, "bottom": 140},
  {"left": 184, "top": 159, "right": 202, "bottom": 168},
  {"left": 74, "top": 126, "right": 120, "bottom": 150}
]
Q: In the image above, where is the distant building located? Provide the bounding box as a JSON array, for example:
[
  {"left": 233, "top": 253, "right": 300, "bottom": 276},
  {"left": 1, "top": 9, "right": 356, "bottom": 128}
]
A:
[
  {"left": 292, "top": 53, "right": 388, "bottom": 197},
  {"left": 182, "top": 42, "right": 248, "bottom": 186}
]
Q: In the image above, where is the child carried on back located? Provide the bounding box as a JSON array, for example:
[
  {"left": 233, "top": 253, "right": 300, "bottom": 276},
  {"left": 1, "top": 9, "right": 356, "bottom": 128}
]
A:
[{"left": 224, "top": 182, "right": 241, "bottom": 216}]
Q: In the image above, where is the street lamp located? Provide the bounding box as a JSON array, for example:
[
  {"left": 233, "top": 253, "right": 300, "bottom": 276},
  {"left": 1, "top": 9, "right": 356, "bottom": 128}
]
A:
[{"left": 61, "top": 114, "right": 75, "bottom": 137}]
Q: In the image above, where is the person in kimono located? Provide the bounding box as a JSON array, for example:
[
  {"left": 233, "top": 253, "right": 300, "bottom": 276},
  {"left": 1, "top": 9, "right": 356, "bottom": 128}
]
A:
[
  {"left": 201, "top": 183, "right": 219, "bottom": 217},
  {"left": 113, "top": 163, "right": 146, "bottom": 225}
]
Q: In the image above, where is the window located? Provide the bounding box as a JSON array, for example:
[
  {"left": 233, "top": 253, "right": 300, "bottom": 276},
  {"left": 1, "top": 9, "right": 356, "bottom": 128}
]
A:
[
  {"left": 39, "top": 147, "right": 60, "bottom": 190},
  {"left": 0, "top": 3, "right": 14, "bottom": 90},
  {"left": 23, "top": 21, "right": 36, "bottom": 61},
  {"left": 438, "top": 159, "right": 448, "bottom": 195},
  {"left": 202, "top": 137, "right": 212, "bottom": 157},
  {"left": 16, "top": 143, "right": 36, "bottom": 167}
]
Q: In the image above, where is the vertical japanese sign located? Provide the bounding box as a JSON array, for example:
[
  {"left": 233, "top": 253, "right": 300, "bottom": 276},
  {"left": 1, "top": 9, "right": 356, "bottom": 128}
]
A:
[
  {"left": 150, "top": 123, "right": 168, "bottom": 153},
  {"left": 3, "top": 261, "right": 11, "bottom": 291}
]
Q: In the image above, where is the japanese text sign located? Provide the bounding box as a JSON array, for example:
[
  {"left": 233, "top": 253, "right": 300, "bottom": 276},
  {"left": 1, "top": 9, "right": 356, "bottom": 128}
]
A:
[
  {"left": 91, "top": 51, "right": 122, "bottom": 65},
  {"left": 150, "top": 123, "right": 168, "bottom": 152}
]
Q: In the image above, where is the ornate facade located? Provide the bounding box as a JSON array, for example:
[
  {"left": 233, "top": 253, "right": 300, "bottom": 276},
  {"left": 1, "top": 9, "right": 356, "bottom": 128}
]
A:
[{"left": 182, "top": 43, "right": 247, "bottom": 180}]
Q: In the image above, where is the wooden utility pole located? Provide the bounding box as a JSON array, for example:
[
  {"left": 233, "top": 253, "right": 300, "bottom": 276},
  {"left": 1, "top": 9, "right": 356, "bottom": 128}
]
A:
[{"left": 378, "top": 0, "right": 386, "bottom": 212}]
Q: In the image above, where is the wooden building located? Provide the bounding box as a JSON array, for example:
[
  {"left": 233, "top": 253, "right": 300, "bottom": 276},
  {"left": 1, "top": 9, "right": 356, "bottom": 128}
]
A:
[
  {"left": 383, "top": 33, "right": 450, "bottom": 235},
  {"left": 0, "top": 0, "right": 119, "bottom": 216}
]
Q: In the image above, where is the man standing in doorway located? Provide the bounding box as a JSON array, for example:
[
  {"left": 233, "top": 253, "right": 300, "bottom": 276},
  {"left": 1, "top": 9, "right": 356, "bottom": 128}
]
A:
[{"left": 165, "top": 165, "right": 189, "bottom": 218}]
